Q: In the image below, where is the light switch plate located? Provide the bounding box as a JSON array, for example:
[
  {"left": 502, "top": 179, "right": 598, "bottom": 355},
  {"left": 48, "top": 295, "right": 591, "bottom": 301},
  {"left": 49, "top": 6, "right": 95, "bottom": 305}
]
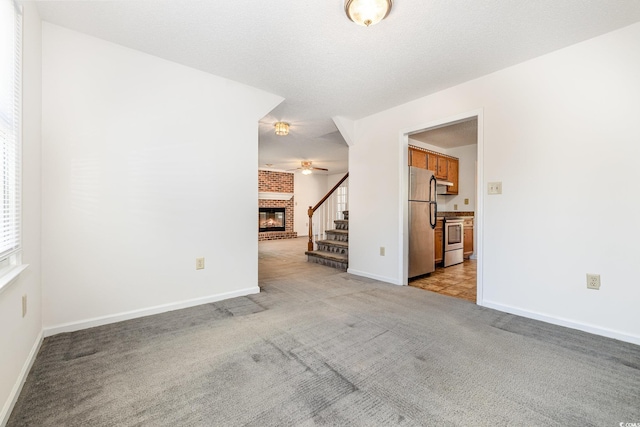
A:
[{"left": 488, "top": 182, "right": 502, "bottom": 195}]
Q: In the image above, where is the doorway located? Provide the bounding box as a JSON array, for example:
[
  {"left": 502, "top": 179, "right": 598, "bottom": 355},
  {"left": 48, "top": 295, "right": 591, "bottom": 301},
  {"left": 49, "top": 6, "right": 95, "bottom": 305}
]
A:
[{"left": 401, "top": 110, "right": 483, "bottom": 304}]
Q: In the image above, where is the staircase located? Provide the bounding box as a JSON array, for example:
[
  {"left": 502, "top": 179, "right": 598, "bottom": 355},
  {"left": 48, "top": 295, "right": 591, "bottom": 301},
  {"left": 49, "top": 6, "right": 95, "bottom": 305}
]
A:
[{"left": 305, "top": 210, "right": 349, "bottom": 270}]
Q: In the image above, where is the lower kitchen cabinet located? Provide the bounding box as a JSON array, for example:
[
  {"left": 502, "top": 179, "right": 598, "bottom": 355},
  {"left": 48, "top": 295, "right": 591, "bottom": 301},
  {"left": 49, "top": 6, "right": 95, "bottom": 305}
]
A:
[
  {"left": 463, "top": 218, "right": 474, "bottom": 258},
  {"left": 434, "top": 219, "right": 443, "bottom": 264}
]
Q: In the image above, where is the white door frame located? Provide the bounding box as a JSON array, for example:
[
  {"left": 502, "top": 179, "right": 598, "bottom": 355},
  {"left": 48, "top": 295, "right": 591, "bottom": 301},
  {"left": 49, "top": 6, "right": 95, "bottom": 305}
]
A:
[{"left": 398, "top": 109, "right": 484, "bottom": 305}]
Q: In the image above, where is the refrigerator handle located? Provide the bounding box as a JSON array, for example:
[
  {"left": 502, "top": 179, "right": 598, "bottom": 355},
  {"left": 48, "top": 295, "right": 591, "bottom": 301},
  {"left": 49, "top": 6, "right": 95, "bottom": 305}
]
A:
[
  {"left": 433, "top": 201, "right": 438, "bottom": 228},
  {"left": 429, "top": 174, "right": 437, "bottom": 229}
]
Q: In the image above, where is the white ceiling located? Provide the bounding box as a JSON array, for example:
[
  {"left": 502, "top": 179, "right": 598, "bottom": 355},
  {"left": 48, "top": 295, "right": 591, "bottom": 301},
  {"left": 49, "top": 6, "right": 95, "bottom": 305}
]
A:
[
  {"left": 410, "top": 118, "right": 478, "bottom": 150},
  {"left": 34, "top": 1, "right": 640, "bottom": 174}
]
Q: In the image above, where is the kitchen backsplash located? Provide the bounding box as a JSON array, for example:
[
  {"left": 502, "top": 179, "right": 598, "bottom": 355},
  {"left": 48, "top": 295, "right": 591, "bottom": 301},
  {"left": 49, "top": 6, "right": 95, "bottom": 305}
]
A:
[{"left": 437, "top": 211, "right": 474, "bottom": 218}]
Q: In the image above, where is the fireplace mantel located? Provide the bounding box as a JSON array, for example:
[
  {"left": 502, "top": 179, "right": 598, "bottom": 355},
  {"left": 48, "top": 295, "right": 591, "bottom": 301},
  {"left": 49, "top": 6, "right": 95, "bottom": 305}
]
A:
[{"left": 258, "top": 192, "right": 294, "bottom": 201}]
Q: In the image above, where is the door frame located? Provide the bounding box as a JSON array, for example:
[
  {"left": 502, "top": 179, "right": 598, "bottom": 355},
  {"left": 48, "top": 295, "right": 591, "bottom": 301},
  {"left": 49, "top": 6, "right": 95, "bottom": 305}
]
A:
[{"left": 399, "top": 109, "right": 484, "bottom": 305}]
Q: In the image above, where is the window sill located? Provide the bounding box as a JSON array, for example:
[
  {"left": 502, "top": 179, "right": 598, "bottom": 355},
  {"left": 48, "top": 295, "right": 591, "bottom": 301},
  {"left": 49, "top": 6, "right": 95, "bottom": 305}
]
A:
[{"left": 0, "top": 264, "right": 29, "bottom": 296}]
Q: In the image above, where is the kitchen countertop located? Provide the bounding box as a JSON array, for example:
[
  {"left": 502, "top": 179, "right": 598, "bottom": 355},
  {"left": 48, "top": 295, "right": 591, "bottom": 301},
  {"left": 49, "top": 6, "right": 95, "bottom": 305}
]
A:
[{"left": 437, "top": 211, "right": 474, "bottom": 218}]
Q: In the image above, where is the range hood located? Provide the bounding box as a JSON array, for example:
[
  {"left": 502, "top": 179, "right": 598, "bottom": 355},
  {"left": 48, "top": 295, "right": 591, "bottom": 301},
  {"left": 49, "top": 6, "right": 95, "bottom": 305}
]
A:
[{"left": 436, "top": 180, "right": 453, "bottom": 195}]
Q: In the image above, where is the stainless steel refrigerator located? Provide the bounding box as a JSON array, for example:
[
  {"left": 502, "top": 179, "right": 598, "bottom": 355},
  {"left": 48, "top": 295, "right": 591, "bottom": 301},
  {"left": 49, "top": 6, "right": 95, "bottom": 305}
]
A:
[{"left": 409, "top": 166, "right": 437, "bottom": 278}]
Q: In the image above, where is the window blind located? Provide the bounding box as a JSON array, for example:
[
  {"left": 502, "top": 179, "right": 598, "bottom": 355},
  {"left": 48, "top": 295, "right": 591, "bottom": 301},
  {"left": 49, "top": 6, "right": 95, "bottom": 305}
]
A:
[{"left": 0, "top": 0, "right": 22, "bottom": 261}]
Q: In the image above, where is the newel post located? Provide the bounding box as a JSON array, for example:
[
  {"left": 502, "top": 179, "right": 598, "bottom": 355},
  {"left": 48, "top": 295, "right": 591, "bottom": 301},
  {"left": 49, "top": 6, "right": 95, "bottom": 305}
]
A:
[{"left": 307, "top": 206, "right": 314, "bottom": 251}]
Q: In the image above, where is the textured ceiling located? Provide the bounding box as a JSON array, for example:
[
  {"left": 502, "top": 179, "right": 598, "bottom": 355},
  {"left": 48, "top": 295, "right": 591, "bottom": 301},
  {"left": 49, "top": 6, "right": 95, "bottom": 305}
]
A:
[
  {"left": 411, "top": 118, "right": 478, "bottom": 150},
  {"left": 35, "top": 0, "right": 640, "bottom": 174}
]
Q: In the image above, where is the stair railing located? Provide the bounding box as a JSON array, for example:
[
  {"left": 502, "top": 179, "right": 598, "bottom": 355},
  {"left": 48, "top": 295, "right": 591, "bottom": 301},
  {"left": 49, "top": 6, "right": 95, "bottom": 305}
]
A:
[{"left": 308, "top": 173, "right": 349, "bottom": 251}]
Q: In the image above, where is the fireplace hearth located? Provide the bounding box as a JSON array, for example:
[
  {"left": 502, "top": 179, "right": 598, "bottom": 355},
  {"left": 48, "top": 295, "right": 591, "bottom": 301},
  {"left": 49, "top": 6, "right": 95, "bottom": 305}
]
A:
[{"left": 259, "top": 207, "right": 286, "bottom": 232}]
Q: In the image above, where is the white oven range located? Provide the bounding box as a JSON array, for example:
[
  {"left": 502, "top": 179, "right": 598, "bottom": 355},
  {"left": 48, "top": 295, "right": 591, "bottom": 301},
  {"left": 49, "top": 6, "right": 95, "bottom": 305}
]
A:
[{"left": 443, "top": 217, "right": 464, "bottom": 267}]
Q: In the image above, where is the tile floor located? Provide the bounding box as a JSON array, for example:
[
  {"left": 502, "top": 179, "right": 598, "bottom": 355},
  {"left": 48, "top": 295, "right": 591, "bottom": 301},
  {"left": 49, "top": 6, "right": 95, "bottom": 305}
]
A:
[{"left": 409, "top": 259, "right": 477, "bottom": 302}]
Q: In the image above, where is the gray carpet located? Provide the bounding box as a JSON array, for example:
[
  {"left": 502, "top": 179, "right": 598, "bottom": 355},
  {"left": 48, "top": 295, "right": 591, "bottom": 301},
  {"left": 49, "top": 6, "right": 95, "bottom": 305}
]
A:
[{"left": 8, "top": 238, "right": 640, "bottom": 426}]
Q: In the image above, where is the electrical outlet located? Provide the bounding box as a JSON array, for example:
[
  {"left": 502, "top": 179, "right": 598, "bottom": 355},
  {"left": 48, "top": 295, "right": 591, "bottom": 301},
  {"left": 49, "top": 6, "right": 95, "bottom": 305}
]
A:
[
  {"left": 454, "top": 204, "right": 458, "bottom": 210},
  {"left": 488, "top": 182, "right": 502, "bottom": 195},
  {"left": 464, "top": 198, "right": 469, "bottom": 205},
  {"left": 586, "top": 273, "right": 600, "bottom": 290},
  {"left": 196, "top": 257, "right": 205, "bottom": 270},
  {"left": 22, "top": 294, "right": 27, "bottom": 317},
  {"left": 380, "top": 247, "right": 385, "bottom": 256}
]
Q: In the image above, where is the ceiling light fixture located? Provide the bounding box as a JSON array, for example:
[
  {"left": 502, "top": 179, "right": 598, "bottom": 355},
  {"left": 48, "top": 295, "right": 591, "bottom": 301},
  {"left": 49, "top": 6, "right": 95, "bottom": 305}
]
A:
[
  {"left": 301, "top": 168, "right": 312, "bottom": 175},
  {"left": 274, "top": 122, "right": 290, "bottom": 136},
  {"left": 344, "top": 0, "right": 392, "bottom": 27}
]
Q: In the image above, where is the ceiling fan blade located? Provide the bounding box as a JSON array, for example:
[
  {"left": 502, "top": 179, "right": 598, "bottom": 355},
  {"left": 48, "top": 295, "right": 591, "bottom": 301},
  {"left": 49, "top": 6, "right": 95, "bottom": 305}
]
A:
[{"left": 312, "top": 167, "right": 329, "bottom": 171}]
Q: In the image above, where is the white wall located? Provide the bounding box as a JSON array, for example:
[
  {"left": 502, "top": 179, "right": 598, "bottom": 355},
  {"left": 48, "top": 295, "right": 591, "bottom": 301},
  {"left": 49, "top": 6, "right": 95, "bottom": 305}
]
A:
[
  {"left": 349, "top": 22, "right": 640, "bottom": 343},
  {"left": 326, "top": 172, "right": 346, "bottom": 192},
  {"left": 41, "top": 24, "right": 282, "bottom": 332},
  {"left": 0, "top": 3, "right": 43, "bottom": 423},
  {"left": 293, "top": 173, "right": 327, "bottom": 236},
  {"left": 443, "top": 144, "right": 477, "bottom": 212}
]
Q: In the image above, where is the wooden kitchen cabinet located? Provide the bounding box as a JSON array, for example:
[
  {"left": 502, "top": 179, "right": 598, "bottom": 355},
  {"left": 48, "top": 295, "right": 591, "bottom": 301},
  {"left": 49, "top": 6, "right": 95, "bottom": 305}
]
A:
[
  {"left": 427, "top": 153, "right": 437, "bottom": 173},
  {"left": 435, "top": 155, "right": 448, "bottom": 179},
  {"left": 409, "top": 148, "right": 427, "bottom": 169},
  {"left": 446, "top": 158, "right": 459, "bottom": 195},
  {"left": 408, "top": 146, "right": 459, "bottom": 195},
  {"left": 463, "top": 218, "right": 474, "bottom": 258},
  {"left": 434, "top": 219, "right": 443, "bottom": 265}
]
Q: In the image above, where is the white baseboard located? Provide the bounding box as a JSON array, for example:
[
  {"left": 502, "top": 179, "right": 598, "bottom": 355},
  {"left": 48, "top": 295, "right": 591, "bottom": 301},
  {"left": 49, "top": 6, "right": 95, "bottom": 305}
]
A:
[
  {"left": 482, "top": 300, "right": 640, "bottom": 346},
  {"left": 43, "top": 286, "right": 260, "bottom": 337},
  {"left": 347, "top": 268, "right": 400, "bottom": 286},
  {"left": 1, "top": 330, "right": 43, "bottom": 427}
]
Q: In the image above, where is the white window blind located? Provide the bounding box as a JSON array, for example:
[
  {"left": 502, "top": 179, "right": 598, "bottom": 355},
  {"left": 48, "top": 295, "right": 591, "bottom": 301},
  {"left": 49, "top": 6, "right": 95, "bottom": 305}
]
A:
[{"left": 0, "top": 0, "right": 22, "bottom": 262}]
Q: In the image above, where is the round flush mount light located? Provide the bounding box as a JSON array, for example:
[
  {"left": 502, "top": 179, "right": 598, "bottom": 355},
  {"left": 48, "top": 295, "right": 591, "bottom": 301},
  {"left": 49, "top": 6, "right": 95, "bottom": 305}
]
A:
[
  {"left": 345, "top": 0, "right": 392, "bottom": 27},
  {"left": 274, "top": 122, "right": 290, "bottom": 136}
]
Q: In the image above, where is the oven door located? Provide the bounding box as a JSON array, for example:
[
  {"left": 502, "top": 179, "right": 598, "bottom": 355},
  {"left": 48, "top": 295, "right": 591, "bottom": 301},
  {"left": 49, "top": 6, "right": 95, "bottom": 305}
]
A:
[{"left": 444, "top": 221, "right": 464, "bottom": 251}]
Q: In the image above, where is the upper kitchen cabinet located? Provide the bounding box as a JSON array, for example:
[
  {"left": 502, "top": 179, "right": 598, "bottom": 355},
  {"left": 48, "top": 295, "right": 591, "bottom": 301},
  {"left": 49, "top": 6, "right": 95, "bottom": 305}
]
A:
[
  {"left": 435, "top": 156, "right": 448, "bottom": 180},
  {"left": 427, "top": 153, "right": 437, "bottom": 172},
  {"left": 408, "top": 145, "right": 459, "bottom": 195},
  {"left": 446, "top": 158, "right": 459, "bottom": 195},
  {"left": 409, "top": 148, "right": 427, "bottom": 169}
]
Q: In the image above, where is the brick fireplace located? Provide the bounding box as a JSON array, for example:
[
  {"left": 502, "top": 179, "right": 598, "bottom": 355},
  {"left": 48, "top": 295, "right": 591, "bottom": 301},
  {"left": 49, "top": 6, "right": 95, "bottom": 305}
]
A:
[{"left": 258, "top": 170, "right": 297, "bottom": 241}]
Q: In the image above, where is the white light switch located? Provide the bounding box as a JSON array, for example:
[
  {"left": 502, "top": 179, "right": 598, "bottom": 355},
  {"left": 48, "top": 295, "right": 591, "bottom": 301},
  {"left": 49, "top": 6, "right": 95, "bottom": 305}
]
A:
[
  {"left": 196, "top": 257, "right": 205, "bottom": 270},
  {"left": 488, "top": 182, "right": 502, "bottom": 195}
]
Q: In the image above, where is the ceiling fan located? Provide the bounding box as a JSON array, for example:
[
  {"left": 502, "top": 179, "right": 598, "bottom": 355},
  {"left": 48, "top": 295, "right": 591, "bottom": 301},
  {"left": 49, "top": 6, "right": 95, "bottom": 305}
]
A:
[{"left": 289, "top": 161, "right": 328, "bottom": 175}]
